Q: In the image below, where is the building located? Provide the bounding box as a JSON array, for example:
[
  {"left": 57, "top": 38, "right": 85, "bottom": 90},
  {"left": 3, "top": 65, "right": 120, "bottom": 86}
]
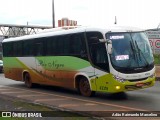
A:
[{"left": 58, "top": 18, "right": 77, "bottom": 27}]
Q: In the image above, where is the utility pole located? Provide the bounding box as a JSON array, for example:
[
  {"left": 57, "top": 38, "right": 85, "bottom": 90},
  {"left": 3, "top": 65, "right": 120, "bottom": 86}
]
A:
[
  {"left": 157, "top": 23, "right": 160, "bottom": 30},
  {"left": 114, "top": 16, "right": 117, "bottom": 25},
  {"left": 52, "top": 0, "right": 55, "bottom": 28},
  {"left": 27, "top": 21, "right": 29, "bottom": 34}
]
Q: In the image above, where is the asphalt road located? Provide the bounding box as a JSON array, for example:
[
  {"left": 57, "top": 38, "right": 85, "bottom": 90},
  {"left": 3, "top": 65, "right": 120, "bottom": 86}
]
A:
[{"left": 0, "top": 73, "right": 160, "bottom": 119}]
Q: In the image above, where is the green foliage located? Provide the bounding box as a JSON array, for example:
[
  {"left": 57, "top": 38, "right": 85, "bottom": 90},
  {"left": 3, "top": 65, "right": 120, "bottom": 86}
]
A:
[{"left": 154, "top": 54, "right": 160, "bottom": 65}]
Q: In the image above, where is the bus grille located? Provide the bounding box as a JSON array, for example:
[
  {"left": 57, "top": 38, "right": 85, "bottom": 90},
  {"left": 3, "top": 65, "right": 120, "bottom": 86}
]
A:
[{"left": 128, "top": 77, "right": 148, "bottom": 82}]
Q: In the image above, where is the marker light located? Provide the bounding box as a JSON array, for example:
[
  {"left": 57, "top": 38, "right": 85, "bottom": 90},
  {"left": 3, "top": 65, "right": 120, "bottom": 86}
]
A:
[
  {"left": 113, "top": 75, "right": 126, "bottom": 83},
  {"left": 115, "top": 86, "right": 121, "bottom": 90}
]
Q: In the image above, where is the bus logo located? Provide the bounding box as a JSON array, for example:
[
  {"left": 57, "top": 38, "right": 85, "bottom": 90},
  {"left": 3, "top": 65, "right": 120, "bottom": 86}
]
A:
[{"left": 2, "top": 112, "right": 11, "bottom": 117}]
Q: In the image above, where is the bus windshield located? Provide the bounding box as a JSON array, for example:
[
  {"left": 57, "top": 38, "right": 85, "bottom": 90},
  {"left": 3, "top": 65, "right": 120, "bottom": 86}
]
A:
[{"left": 106, "top": 32, "right": 154, "bottom": 73}]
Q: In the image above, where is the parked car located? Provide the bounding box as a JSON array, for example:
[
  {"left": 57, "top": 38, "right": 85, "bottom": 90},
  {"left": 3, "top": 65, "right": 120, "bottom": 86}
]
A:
[{"left": 0, "top": 60, "right": 3, "bottom": 72}]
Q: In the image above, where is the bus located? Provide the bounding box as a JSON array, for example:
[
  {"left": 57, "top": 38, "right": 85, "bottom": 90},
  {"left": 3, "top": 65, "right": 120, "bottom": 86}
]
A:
[{"left": 2, "top": 26, "right": 155, "bottom": 97}]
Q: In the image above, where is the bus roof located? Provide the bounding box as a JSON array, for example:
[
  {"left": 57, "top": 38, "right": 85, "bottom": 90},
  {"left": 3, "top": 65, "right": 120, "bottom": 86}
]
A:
[{"left": 2, "top": 26, "right": 143, "bottom": 43}]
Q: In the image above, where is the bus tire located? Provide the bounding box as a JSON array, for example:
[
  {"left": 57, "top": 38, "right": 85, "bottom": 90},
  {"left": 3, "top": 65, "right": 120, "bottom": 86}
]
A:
[
  {"left": 78, "top": 77, "right": 95, "bottom": 97},
  {"left": 24, "top": 73, "right": 33, "bottom": 88}
]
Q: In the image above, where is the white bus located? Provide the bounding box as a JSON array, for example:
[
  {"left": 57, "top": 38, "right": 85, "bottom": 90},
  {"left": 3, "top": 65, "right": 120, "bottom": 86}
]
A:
[{"left": 2, "top": 26, "right": 155, "bottom": 97}]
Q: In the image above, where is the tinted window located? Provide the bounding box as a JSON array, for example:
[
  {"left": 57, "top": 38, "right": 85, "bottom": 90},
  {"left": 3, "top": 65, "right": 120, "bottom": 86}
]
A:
[
  {"left": 46, "top": 37, "right": 57, "bottom": 55},
  {"left": 57, "top": 36, "right": 64, "bottom": 54},
  {"left": 3, "top": 33, "right": 87, "bottom": 58},
  {"left": 86, "top": 32, "right": 103, "bottom": 45},
  {"left": 3, "top": 42, "right": 13, "bottom": 57},
  {"left": 34, "top": 39, "right": 45, "bottom": 56},
  {"left": 63, "top": 35, "right": 71, "bottom": 54},
  {"left": 86, "top": 32, "right": 109, "bottom": 71},
  {"left": 46, "top": 33, "right": 87, "bottom": 57},
  {"left": 90, "top": 43, "right": 109, "bottom": 71},
  {"left": 23, "top": 40, "right": 34, "bottom": 56},
  {"left": 70, "top": 35, "right": 82, "bottom": 54},
  {"left": 13, "top": 41, "right": 22, "bottom": 56}
]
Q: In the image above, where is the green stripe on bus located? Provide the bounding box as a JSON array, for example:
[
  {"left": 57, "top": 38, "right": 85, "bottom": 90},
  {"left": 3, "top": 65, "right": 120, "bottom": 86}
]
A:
[{"left": 36, "top": 56, "right": 91, "bottom": 70}]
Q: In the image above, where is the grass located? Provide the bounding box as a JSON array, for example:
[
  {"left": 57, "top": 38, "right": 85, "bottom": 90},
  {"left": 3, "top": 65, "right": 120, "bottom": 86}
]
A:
[
  {"left": 154, "top": 54, "right": 160, "bottom": 65},
  {"left": 0, "top": 97, "right": 94, "bottom": 120},
  {"left": 13, "top": 100, "right": 53, "bottom": 111}
]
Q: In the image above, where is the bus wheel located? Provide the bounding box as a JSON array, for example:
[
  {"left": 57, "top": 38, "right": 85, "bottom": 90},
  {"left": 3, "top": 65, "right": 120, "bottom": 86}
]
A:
[
  {"left": 78, "top": 78, "right": 95, "bottom": 97},
  {"left": 24, "top": 73, "right": 33, "bottom": 88}
]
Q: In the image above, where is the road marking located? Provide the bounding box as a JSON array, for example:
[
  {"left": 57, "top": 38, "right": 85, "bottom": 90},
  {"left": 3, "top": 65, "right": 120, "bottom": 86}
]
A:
[
  {"left": 59, "top": 104, "right": 79, "bottom": 108},
  {"left": 35, "top": 98, "right": 68, "bottom": 102},
  {"left": 1, "top": 91, "right": 26, "bottom": 94},
  {"left": 85, "top": 103, "right": 97, "bottom": 106},
  {"left": 0, "top": 89, "right": 12, "bottom": 91},
  {"left": 17, "top": 94, "right": 47, "bottom": 97},
  {"left": 4, "top": 86, "right": 148, "bottom": 111}
]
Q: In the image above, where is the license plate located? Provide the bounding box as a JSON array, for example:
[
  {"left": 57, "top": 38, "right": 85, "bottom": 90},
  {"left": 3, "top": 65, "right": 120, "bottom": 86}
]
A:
[{"left": 136, "top": 83, "right": 144, "bottom": 87}]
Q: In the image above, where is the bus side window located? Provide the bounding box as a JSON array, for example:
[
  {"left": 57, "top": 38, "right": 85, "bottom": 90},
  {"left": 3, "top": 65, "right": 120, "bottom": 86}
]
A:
[
  {"left": 13, "top": 42, "right": 22, "bottom": 56},
  {"left": 86, "top": 32, "right": 104, "bottom": 45},
  {"left": 87, "top": 32, "right": 109, "bottom": 72},
  {"left": 96, "top": 44, "right": 108, "bottom": 64},
  {"left": 91, "top": 43, "right": 109, "bottom": 71},
  {"left": 3, "top": 42, "right": 13, "bottom": 57},
  {"left": 86, "top": 31, "right": 104, "bottom": 61},
  {"left": 70, "top": 35, "right": 80, "bottom": 54},
  {"left": 23, "top": 40, "right": 34, "bottom": 56},
  {"left": 63, "top": 35, "right": 70, "bottom": 55},
  {"left": 46, "top": 36, "right": 58, "bottom": 55},
  {"left": 70, "top": 33, "right": 87, "bottom": 57},
  {"left": 46, "top": 38, "right": 52, "bottom": 56},
  {"left": 34, "top": 39, "right": 44, "bottom": 56},
  {"left": 57, "top": 36, "right": 64, "bottom": 55}
]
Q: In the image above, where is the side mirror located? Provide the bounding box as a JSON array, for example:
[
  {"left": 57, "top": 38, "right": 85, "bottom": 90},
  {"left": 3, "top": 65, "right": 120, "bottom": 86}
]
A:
[
  {"left": 99, "top": 39, "right": 107, "bottom": 42},
  {"left": 107, "top": 40, "right": 112, "bottom": 54},
  {"left": 90, "top": 37, "right": 107, "bottom": 43}
]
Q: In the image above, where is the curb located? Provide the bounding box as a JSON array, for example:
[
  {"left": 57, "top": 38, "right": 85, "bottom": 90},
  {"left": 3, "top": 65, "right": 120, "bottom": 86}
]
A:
[
  {"left": 156, "top": 77, "right": 160, "bottom": 81},
  {"left": 155, "top": 65, "right": 160, "bottom": 81}
]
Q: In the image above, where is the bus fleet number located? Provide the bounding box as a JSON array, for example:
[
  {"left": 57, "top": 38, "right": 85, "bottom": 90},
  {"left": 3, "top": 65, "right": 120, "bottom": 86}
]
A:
[{"left": 100, "top": 86, "right": 108, "bottom": 91}]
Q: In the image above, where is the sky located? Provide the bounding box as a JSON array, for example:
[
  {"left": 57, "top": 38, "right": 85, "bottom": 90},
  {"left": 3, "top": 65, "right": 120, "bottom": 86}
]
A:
[{"left": 0, "top": 0, "right": 160, "bottom": 29}]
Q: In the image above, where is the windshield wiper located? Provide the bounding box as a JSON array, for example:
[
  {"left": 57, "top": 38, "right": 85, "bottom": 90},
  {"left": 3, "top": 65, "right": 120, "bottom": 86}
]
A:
[
  {"left": 130, "top": 41, "right": 136, "bottom": 58},
  {"left": 130, "top": 41, "right": 140, "bottom": 67},
  {"left": 135, "top": 41, "right": 150, "bottom": 67}
]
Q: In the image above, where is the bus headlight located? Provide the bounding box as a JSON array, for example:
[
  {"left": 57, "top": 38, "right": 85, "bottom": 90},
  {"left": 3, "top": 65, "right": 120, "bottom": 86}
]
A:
[
  {"left": 113, "top": 75, "right": 126, "bottom": 83},
  {"left": 149, "top": 74, "right": 155, "bottom": 78},
  {"left": 115, "top": 86, "right": 121, "bottom": 90}
]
